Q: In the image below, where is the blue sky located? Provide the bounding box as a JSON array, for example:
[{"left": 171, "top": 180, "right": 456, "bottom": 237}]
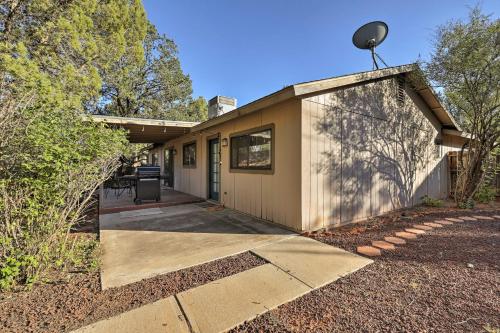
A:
[{"left": 143, "top": 0, "right": 499, "bottom": 106}]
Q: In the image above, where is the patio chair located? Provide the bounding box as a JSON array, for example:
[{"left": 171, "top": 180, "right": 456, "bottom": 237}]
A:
[{"left": 103, "top": 176, "right": 131, "bottom": 198}]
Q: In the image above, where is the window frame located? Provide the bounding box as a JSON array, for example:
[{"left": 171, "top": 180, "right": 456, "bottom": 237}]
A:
[
  {"left": 229, "top": 124, "right": 275, "bottom": 174},
  {"left": 182, "top": 141, "right": 197, "bottom": 168}
]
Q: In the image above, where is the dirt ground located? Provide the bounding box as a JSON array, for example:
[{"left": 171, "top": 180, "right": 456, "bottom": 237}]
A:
[
  {"left": 231, "top": 207, "right": 500, "bottom": 333},
  {"left": 0, "top": 202, "right": 266, "bottom": 333},
  {"left": 1, "top": 203, "right": 498, "bottom": 333}
]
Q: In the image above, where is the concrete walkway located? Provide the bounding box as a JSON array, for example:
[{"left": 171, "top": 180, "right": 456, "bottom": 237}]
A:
[
  {"left": 253, "top": 236, "right": 372, "bottom": 289},
  {"left": 75, "top": 236, "right": 372, "bottom": 333},
  {"left": 178, "top": 264, "right": 311, "bottom": 333},
  {"left": 72, "top": 297, "right": 189, "bottom": 333},
  {"left": 100, "top": 204, "right": 294, "bottom": 289}
]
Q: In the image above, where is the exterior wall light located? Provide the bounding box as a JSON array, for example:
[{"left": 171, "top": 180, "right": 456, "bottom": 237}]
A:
[{"left": 222, "top": 138, "right": 228, "bottom": 147}]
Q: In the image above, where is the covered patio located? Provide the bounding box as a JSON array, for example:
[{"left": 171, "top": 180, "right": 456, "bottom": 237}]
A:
[
  {"left": 99, "top": 187, "right": 204, "bottom": 215},
  {"left": 92, "top": 115, "right": 203, "bottom": 214}
]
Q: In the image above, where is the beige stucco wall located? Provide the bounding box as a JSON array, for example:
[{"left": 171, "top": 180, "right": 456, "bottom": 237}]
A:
[
  {"left": 162, "top": 99, "right": 302, "bottom": 231},
  {"left": 300, "top": 75, "right": 458, "bottom": 231}
]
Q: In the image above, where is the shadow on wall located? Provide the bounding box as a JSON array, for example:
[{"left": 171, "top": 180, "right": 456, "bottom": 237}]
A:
[{"left": 314, "top": 73, "right": 444, "bottom": 225}]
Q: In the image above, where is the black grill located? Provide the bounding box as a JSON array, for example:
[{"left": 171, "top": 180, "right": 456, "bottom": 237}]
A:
[{"left": 134, "top": 166, "right": 161, "bottom": 204}]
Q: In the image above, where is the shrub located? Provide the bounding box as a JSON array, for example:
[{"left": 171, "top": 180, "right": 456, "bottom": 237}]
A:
[
  {"left": 420, "top": 195, "right": 443, "bottom": 207},
  {"left": 458, "top": 198, "right": 475, "bottom": 209},
  {"left": 0, "top": 73, "right": 128, "bottom": 290},
  {"left": 474, "top": 185, "right": 496, "bottom": 204}
]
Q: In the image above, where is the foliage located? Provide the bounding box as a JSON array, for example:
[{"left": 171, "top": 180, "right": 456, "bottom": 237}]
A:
[
  {"left": 0, "top": 0, "right": 140, "bottom": 290},
  {"left": 474, "top": 185, "right": 496, "bottom": 204},
  {"left": 92, "top": 22, "right": 207, "bottom": 121},
  {"left": 457, "top": 198, "right": 475, "bottom": 209},
  {"left": 420, "top": 195, "right": 443, "bottom": 208},
  {"left": 424, "top": 6, "right": 500, "bottom": 206}
]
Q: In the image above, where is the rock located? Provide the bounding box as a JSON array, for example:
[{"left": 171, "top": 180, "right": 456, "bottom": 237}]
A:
[
  {"left": 372, "top": 240, "right": 396, "bottom": 250},
  {"left": 357, "top": 246, "right": 382, "bottom": 257},
  {"left": 395, "top": 231, "right": 417, "bottom": 240},
  {"left": 405, "top": 228, "right": 426, "bottom": 235},
  {"left": 467, "top": 263, "right": 474, "bottom": 268},
  {"left": 384, "top": 236, "right": 406, "bottom": 245}
]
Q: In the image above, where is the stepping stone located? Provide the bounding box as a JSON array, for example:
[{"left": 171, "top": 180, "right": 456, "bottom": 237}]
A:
[
  {"left": 472, "top": 215, "right": 494, "bottom": 220},
  {"left": 413, "top": 224, "right": 433, "bottom": 231},
  {"left": 177, "top": 264, "right": 311, "bottom": 333},
  {"left": 253, "top": 237, "right": 373, "bottom": 288},
  {"left": 435, "top": 220, "right": 453, "bottom": 225},
  {"left": 395, "top": 231, "right": 417, "bottom": 239},
  {"left": 372, "top": 240, "right": 395, "bottom": 250},
  {"left": 384, "top": 236, "right": 406, "bottom": 245},
  {"left": 357, "top": 246, "right": 382, "bottom": 257},
  {"left": 445, "top": 217, "right": 464, "bottom": 222},
  {"left": 72, "top": 296, "right": 189, "bottom": 333},
  {"left": 459, "top": 216, "right": 477, "bottom": 221},
  {"left": 424, "top": 222, "right": 443, "bottom": 228},
  {"left": 405, "top": 228, "right": 426, "bottom": 235}
]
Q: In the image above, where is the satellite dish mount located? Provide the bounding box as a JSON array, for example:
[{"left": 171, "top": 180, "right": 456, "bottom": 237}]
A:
[{"left": 352, "top": 21, "right": 389, "bottom": 70}]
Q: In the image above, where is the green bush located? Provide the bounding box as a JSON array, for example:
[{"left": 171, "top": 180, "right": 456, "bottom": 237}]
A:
[
  {"left": 0, "top": 52, "right": 128, "bottom": 291},
  {"left": 420, "top": 195, "right": 443, "bottom": 207},
  {"left": 0, "top": 0, "right": 149, "bottom": 290},
  {"left": 0, "top": 98, "right": 127, "bottom": 289},
  {"left": 474, "top": 186, "right": 496, "bottom": 204},
  {"left": 458, "top": 198, "right": 475, "bottom": 209}
]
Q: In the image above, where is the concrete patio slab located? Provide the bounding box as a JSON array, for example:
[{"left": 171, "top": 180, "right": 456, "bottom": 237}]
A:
[
  {"left": 100, "top": 188, "right": 204, "bottom": 215},
  {"left": 252, "top": 237, "right": 373, "bottom": 289},
  {"left": 177, "top": 263, "right": 311, "bottom": 333},
  {"left": 72, "top": 296, "right": 189, "bottom": 333},
  {"left": 100, "top": 204, "right": 295, "bottom": 289}
]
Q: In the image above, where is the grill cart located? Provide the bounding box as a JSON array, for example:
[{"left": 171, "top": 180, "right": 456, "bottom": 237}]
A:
[{"left": 134, "top": 166, "right": 161, "bottom": 204}]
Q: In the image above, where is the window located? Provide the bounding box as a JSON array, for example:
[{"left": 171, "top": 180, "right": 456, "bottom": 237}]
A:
[
  {"left": 230, "top": 127, "right": 272, "bottom": 171},
  {"left": 183, "top": 142, "right": 196, "bottom": 167}
]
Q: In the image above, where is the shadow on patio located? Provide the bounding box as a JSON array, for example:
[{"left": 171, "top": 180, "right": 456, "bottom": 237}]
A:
[{"left": 99, "top": 203, "right": 295, "bottom": 289}]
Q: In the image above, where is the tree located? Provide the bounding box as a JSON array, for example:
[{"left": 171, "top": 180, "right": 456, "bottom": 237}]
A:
[
  {"left": 93, "top": 23, "right": 207, "bottom": 121},
  {"left": 425, "top": 7, "right": 499, "bottom": 206},
  {"left": 0, "top": 0, "right": 146, "bottom": 289}
]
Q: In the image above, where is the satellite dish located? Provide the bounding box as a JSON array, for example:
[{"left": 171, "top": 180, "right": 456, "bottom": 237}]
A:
[{"left": 352, "top": 21, "right": 389, "bottom": 70}]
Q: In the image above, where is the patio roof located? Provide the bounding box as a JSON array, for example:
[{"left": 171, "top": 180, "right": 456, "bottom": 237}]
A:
[{"left": 90, "top": 115, "right": 199, "bottom": 143}]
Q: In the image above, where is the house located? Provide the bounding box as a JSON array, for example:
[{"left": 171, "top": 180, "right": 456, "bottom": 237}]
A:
[{"left": 94, "top": 64, "right": 466, "bottom": 231}]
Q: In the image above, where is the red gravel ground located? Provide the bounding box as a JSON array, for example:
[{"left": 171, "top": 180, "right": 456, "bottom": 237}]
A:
[
  {"left": 0, "top": 252, "right": 265, "bottom": 333},
  {"left": 231, "top": 208, "right": 500, "bottom": 333},
  {"left": 2, "top": 204, "right": 498, "bottom": 333}
]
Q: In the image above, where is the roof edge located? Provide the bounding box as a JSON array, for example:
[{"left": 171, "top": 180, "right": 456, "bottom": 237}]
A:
[
  {"left": 88, "top": 114, "right": 199, "bottom": 128},
  {"left": 292, "top": 64, "right": 418, "bottom": 96},
  {"left": 191, "top": 86, "right": 295, "bottom": 132}
]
